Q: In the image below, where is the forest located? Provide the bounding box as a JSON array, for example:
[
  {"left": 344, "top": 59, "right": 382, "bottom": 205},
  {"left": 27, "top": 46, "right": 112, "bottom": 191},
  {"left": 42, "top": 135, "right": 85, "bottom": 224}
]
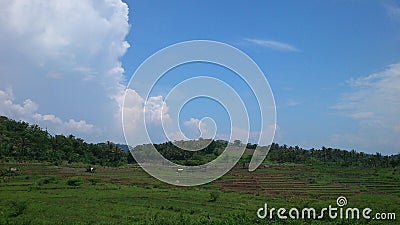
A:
[
  {"left": 1, "top": 115, "right": 399, "bottom": 168},
  {"left": 0, "top": 116, "right": 129, "bottom": 166}
]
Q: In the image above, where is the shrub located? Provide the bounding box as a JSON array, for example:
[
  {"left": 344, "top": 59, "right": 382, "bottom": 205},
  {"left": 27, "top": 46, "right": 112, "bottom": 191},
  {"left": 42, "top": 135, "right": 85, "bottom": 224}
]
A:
[
  {"left": 37, "top": 176, "right": 57, "bottom": 185},
  {"left": 88, "top": 178, "right": 100, "bottom": 185},
  {"left": 67, "top": 177, "right": 83, "bottom": 187},
  {"left": 209, "top": 191, "right": 220, "bottom": 202},
  {"left": 9, "top": 200, "right": 28, "bottom": 217}
]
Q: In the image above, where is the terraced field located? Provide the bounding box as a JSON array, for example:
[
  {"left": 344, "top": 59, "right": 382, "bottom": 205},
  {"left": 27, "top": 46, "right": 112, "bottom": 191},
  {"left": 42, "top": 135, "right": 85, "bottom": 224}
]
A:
[
  {"left": 216, "top": 164, "right": 400, "bottom": 198},
  {"left": 0, "top": 162, "right": 399, "bottom": 224}
]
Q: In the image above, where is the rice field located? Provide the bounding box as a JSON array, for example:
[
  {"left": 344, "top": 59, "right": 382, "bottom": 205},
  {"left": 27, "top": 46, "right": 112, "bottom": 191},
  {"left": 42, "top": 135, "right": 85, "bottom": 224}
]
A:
[{"left": 0, "top": 162, "right": 398, "bottom": 224}]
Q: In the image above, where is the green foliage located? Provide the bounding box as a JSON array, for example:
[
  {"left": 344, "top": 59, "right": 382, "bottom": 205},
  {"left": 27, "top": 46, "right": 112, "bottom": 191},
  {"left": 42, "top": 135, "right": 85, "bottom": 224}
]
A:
[
  {"left": 0, "top": 163, "right": 399, "bottom": 224},
  {"left": 37, "top": 176, "right": 58, "bottom": 186},
  {"left": 266, "top": 143, "right": 400, "bottom": 168},
  {"left": 0, "top": 169, "right": 16, "bottom": 182},
  {"left": 1, "top": 115, "right": 399, "bottom": 169},
  {"left": 67, "top": 177, "right": 83, "bottom": 187},
  {"left": 88, "top": 178, "right": 100, "bottom": 185},
  {"left": 209, "top": 191, "right": 220, "bottom": 202},
  {"left": 8, "top": 200, "right": 27, "bottom": 217},
  {"left": 147, "top": 139, "right": 227, "bottom": 166},
  {"left": 0, "top": 116, "right": 128, "bottom": 167}
]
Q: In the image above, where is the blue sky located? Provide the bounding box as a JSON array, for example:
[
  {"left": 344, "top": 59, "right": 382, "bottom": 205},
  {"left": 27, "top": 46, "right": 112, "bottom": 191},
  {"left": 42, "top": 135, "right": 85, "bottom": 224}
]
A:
[
  {"left": 121, "top": 0, "right": 400, "bottom": 154},
  {"left": 0, "top": 0, "right": 399, "bottom": 154}
]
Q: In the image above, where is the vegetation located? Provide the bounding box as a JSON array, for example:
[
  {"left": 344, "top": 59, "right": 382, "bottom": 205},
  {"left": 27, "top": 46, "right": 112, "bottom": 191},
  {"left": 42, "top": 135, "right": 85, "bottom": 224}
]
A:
[
  {"left": 0, "top": 116, "right": 127, "bottom": 166},
  {"left": 0, "top": 162, "right": 398, "bottom": 224},
  {"left": 0, "top": 115, "right": 399, "bottom": 224},
  {"left": 267, "top": 143, "right": 400, "bottom": 168},
  {"left": 8, "top": 200, "right": 28, "bottom": 218},
  {"left": 153, "top": 139, "right": 227, "bottom": 166},
  {"left": 209, "top": 191, "right": 220, "bottom": 202},
  {"left": 1, "top": 115, "right": 399, "bottom": 169}
]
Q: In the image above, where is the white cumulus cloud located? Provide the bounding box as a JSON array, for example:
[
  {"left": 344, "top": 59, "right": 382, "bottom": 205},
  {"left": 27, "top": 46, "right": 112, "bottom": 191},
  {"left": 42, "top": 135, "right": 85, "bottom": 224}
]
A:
[
  {"left": 0, "top": 88, "right": 95, "bottom": 135},
  {"left": 144, "top": 96, "right": 171, "bottom": 124},
  {"left": 122, "top": 89, "right": 174, "bottom": 146},
  {"left": 0, "top": 0, "right": 130, "bottom": 142},
  {"left": 182, "top": 117, "right": 215, "bottom": 140}
]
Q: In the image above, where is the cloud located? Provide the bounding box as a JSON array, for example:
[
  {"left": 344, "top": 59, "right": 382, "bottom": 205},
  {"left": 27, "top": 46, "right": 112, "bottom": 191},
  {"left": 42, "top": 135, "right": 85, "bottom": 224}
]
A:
[
  {"left": 245, "top": 38, "right": 300, "bottom": 52},
  {"left": 383, "top": 2, "right": 400, "bottom": 21},
  {"left": 122, "top": 89, "right": 174, "bottom": 146},
  {"left": 123, "top": 88, "right": 277, "bottom": 146},
  {"left": 182, "top": 117, "right": 216, "bottom": 140},
  {"left": 0, "top": 88, "right": 95, "bottom": 135},
  {"left": 0, "top": 0, "right": 130, "bottom": 142},
  {"left": 165, "top": 118, "right": 205, "bottom": 141},
  {"left": 183, "top": 118, "right": 201, "bottom": 127},
  {"left": 182, "top": 118, "right": 204, "bottom": 140},
  {"left": 332, "top": 63, "right": 400, "bottom": 154},
  {"left": 144, "top": 96, "right": 171, "bottom": 124},
  {"left": 122, "top": 89, "right": 146, "bottom": 146},
  {"left": 349, "top": 111, "right": 374, "bottom": 119},
  {"left": 285, "top": 99, "right": 302, "bottom": 107}
]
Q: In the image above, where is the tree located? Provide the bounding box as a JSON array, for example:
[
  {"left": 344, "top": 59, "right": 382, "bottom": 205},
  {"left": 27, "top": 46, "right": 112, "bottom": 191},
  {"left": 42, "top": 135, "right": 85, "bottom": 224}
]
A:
[{"left": 233, "top": 140, "right": 242, "bottom": 146}]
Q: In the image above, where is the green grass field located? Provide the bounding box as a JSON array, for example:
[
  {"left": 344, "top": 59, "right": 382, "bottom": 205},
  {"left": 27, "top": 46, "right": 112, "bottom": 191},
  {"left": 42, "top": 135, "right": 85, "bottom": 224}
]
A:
[{"left": 0, "top": 162, "right": 398, "bottom": 224}]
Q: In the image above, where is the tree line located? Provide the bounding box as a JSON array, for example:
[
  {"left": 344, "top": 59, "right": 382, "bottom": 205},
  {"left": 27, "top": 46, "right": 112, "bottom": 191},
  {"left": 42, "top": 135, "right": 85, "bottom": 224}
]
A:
[
  {"left": 1, "top": 116, "right": 399, "bottom": 168},
  {"left": 0, "top": 116, "right": 130, "bottom": 166},
  {"left": 265, "top": 143, "right": 400, "bottom": 168}
]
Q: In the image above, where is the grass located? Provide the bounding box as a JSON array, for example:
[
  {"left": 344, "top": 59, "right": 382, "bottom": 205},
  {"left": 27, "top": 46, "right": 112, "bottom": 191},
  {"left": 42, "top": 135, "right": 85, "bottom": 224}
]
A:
[{"left": 0, "top": 162, "right": 398, "bottom": 224}]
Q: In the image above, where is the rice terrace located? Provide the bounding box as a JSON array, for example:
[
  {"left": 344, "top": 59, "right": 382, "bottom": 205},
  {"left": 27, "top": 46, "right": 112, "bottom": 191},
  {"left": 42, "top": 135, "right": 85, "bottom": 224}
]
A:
[
  {"left": 0, "top": 161, "right": 399, "bottom": 224},
  {"left": 1, "top": 1, "right": 400, "bottom": 224},
  {"left": 0, "top": 117, "right": 399, "bottom": 224}
]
